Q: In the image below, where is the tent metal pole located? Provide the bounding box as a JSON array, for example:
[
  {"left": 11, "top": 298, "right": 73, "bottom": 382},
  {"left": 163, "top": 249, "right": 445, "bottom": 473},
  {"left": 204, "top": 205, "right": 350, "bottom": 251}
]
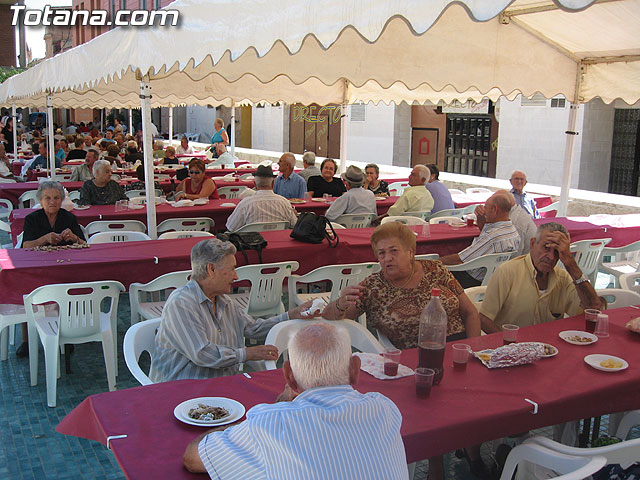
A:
[
  {"left": 140, "top": 77, "right": 157, "bottom": 239},
  {"left": 11, "top": 103, "right": 18, "bottom": 163},
  {"left": 338, "top": 79, "right": 349, "bottom": 174},
  {"left": 230, "top": 103, "right": 236, "bottom": 159},
  {"left": 129, "top": 108, "right": 133, "bottom": 135},
  {"left": 46, "top": 95, "right": 56, "bottom": 180},
  {"left": 101, "top": 109, "right": 104, "bottom": 131},
  {"left": 168, "top": 106, "right": 173, "bottom": 146},
  {"left": 558, "top": 63, "right": 584, "bottom": 217}
]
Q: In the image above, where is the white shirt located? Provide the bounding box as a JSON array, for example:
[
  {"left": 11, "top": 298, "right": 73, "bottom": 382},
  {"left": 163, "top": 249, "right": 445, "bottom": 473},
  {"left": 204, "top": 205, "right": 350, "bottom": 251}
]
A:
[
  {"left": 209, "top": 151, "right": 234, "bottom": 168},
  {"left": 510, "top": 204, "right": 537, "bottom": 255},
  {"left": 175, "top": 144, "right": 194, "bottom": 155},
  {"left": 325, "top": 186, "right": 377, "bottom": 221},
  {"left": 225, "top": 190, "right": 298, "bottom": 232}
]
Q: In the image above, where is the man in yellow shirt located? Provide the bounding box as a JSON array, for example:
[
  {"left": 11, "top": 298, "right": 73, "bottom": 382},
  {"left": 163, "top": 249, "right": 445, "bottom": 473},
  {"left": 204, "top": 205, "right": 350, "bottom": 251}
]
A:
[
  {"left": 384, "top": 164, "right": 434, "bottom": 218},
  {"left": 480, "top": 222, "right": 602, "bottom": 333}
]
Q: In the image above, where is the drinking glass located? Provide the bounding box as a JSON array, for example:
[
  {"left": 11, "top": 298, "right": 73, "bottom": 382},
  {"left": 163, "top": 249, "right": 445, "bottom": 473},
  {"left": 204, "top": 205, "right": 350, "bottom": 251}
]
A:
[
  {"left": 452, "top": 344, "right": 471, "bottom": 370},
  {"left": 584, "top": 309, "right": 601, "bottom": 334},
  {"left": 502, "top": 324, "right": 519, "bottom": 345},
  {"left": 382, "top": 348, "right": 401, "bottom": 376},
  {"left": 415, "top": 368, "right": 435, "bottom": 398}
]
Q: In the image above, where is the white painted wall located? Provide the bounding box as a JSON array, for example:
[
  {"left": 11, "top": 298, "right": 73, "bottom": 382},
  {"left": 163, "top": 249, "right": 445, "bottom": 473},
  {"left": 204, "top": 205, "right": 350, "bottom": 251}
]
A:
[
  {"left": 345, "top": 102, "right": 395, "bottom": 166},
  {"left": 576, "top": 98, "right": 615, "bottom": 192},
  {"left": 496, "top": 96, "right": 581, "bottom": 187},
  {"left": 251, "top": 104, "right": 285, "bottom": 153},
  {"left": 185, "top": 106, "right": 217, "bottom": 143}
]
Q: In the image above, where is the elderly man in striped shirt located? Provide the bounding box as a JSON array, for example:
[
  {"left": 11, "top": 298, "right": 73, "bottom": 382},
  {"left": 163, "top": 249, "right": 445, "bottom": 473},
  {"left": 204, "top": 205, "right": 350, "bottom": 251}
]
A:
[
  {"left": 184, "top": 322, "right": 408, "bottom": 480},
  {"left": 440, "top": 191, "right": 520, "bottom": 288}
]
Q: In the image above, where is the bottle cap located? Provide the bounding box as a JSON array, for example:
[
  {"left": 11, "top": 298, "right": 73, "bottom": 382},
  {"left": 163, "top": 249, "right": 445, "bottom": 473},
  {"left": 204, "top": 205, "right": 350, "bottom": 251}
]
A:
[{"left": 431, "top": 288, "right": 440, "bottom": 296}]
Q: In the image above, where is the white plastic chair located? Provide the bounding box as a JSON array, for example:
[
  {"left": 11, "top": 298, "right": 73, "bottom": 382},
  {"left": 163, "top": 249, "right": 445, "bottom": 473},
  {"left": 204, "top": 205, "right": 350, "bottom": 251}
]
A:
[
  {"left": 500, "top": 441, "right": 606, "bottom": 480},
  {"left": 613, "top": 410, "right": 640, "bottom": 439},
  {"left": 448, "top": 189, "right": 464, "bottom": 195},
  {"left": 524, "top": 435, "right": 640, "bottom": 474},
  {"left": 288, "top": 263, "right": 381, "bottom": 310},
  {"left": 402, "top": 211, "right": 432, "bottom": 221},
  {"left": 328, "top": 222, "right": 346, "bottom": 230},
  {"left": 464, "top": 286, "right": 487, "bottom": 310},
  {"left": 388, "top": 181, "right": 408, "bottom": 196},
  {"left": 231, "top": 261, "right": 299, "bottom": 318},
  {"left": 129, "top": 270, "right": 192, "bottom": 324},
  {"left": 539, "top": 201, "right": 560, "bottom": 215},
  {"left": 0, "top": 304, "right": 27, "bottom": 361},
  {"left": 0, "top": 198, "right": 13, "bottom": 220},
  {"left": 596, "top": 288, "right": 640, "bottom": 308},
  {"left": 466, "top": 187, "right": 492, "bottom": 194},
  {"left": 217, "top": 186, "right": 247, "bottom": 199},
  {"left": 19, "top": 190, "right": 38, "bottom": 209},
  {"left": 0, "top": 220, "right": 13, "bottom": 249},
  {"left": 569, "top": 238, "right": 611, "bottom": 284},
  {"left": 85, "top": 220, "right": 147, "bottom": 236},
  {"left": 68, "top": 191, "right": 81, "bottom": 202},
  {"left": 123, "top": 317, "right": 161, "bottom": 386},
  {"left": 598, "top": 240, "right": 640, "bottom": 287},
  {"left": 446, "top": 252, "right": 513, "bottom": 286},
  {"left": 429, "top": 216, "right": 464, "bottom": 225},
  {"left": 125, "top": 189, "right": 164, "bottom": 199},
  {"left": 264, "top": 319, "right": 384, "bottom": 369},
  {"left": 236, "top": 221, "right": 289, "bottom": 232},
  {"left": 620, "top": 272, "right": 640, "bottom": 294},
  {"left": 334, "top": 213, "right": 376, "bottom": 228},
  {"left": 24, "top": 280, "right": 125, "bottom": 407},
  {"left": 158, "top": 231, "right": 214, "bottom": 240},
  {"left": 156, "top": 217, "right": 214, "bottom": 234},
  {"left": 429, "top": 208, "right": 466, "bottom": 219},
  {"left": 88, "top": 231, "right": 152, "bottom": 244},
  {"left": 415, "top": 254, "right": 440, "bottom": 261},
  {"left": 381, "top": 216, "right": 428, "bottom": 226}
]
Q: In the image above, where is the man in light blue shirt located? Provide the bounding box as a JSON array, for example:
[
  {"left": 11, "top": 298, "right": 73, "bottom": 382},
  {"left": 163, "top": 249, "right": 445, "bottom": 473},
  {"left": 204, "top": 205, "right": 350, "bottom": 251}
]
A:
[
  {"left": 184, "top": 322, "right": 408, "bottom": 480},
  {"left": 425, "top": 163, "right": 454, "bottom": 213},
  {"left": 510, "top": 170, "right": 540, "bottom": 219},
  {"left": 273, "top": 152, "right": 307, "bottom": 199},
  {"left": 325, "top": 165, "right": 377, "bottom": 221}
]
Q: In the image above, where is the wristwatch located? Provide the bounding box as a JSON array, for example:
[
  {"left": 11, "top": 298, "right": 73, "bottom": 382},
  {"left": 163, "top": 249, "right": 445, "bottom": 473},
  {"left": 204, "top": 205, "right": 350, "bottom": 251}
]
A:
[{"left": 573, "top": 275, "right": 588, "bottom": 286}]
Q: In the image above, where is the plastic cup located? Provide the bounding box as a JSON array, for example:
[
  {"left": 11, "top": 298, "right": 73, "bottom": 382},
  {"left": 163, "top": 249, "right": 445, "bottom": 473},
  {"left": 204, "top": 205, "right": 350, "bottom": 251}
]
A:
[
  {"left": 115, "top": 199, "right": 128, "bottom": 212},
  {"left": 594, "top": 313, "right": 609, "bottom": 338},
  {"left": 383, "top": 348, "right": 401, "bottom": 377},
  {"left": 584, "top": 309, "right": 601, "bottom": 334},
  {"left": 502, "top": 324, "right": 519, "bottom": 345},
  {"left": 452, "top": 344, "right": 471, "bottom": 370},
  {"left": 420, "top": 224, "right": 431, "bottom": 237},
  {"left": 415, "top": 368, "right": 435, "bottom": 398}
]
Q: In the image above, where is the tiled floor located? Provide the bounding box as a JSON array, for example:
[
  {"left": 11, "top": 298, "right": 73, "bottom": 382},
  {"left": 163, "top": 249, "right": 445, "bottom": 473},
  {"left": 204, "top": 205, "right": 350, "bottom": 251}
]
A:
[{"left": 0, "top": 290, "right": 634, "bottom": 480}]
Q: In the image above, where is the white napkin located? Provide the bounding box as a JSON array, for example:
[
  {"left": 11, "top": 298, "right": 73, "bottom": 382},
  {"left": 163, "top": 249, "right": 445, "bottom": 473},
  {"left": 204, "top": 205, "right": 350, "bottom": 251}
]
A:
[{"left": 354, "top": 352, "right": 414, "bottom": 380}]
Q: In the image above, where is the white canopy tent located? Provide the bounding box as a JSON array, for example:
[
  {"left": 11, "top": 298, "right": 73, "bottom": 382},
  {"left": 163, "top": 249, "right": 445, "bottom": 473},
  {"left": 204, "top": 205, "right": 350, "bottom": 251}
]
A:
[{"left": 1, "top": 0, "right": 638, "bottom": 229}]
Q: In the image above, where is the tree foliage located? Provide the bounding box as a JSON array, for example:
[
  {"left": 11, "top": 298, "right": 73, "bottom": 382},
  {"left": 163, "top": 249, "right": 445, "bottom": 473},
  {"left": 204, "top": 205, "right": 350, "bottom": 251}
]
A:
[{"left": 0, "top": 67, "right": 25, "bottom": 84}]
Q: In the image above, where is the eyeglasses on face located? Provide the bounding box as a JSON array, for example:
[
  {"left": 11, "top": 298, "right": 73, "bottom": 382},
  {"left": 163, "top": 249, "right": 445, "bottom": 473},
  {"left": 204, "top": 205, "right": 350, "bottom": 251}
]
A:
[{"left": 189, "top": 170, "right": 202, "bottom": 175}]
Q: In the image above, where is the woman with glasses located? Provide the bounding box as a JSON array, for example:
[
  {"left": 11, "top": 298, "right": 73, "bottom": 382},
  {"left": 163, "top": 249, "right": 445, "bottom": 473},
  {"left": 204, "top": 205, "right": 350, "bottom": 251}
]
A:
[{"left": 176, "top": 158, "right": 219, "bottom": 200}]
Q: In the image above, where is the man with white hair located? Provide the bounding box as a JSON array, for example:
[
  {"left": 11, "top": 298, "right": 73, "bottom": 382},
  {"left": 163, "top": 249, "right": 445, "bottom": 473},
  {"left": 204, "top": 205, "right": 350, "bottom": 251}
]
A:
[
  {"left": 184, "top": 322, "right": 408, "bottom": 480},
  {"left": 298, "top": 151, "right": 321, "bottom": 182},
  {"left": 150, "top": 238, "right": 314, "bottom": 383},
  {"left": 225, "top": 165, "right": 298, "bottom": 232},
  {"left": 273, "top": 152, "right": 306, "bottom": 199},
  {"left": 384, "top": 164, "right": 434, "bottom": 217},
  {"left": 209, "top": 143, "right": 235, "bottom": 168},
  {"left": 324, "top": 165, "right": 376, "bottom": 221},
  {"left": 509, "top": 170, "right": 540, "bottom": 219}
]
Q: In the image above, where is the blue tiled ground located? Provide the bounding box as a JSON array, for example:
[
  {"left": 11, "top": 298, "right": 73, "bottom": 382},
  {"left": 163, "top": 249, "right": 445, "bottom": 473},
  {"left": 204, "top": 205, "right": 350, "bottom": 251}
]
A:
[{"left": 1, "top": 291, "right": 634, "bottom": 480}]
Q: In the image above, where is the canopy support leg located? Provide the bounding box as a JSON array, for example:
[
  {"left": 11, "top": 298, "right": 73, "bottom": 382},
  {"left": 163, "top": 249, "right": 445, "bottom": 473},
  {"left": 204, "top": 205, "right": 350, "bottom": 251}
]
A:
[
  {"left": 168, "top": 106, "right": 173, "bottom": 146},
  {"left": 140, "top": 77, "right": 157, "bottom": 239},
  {"left": 46, "top": 95, "right": 56, "bottom": 180}
]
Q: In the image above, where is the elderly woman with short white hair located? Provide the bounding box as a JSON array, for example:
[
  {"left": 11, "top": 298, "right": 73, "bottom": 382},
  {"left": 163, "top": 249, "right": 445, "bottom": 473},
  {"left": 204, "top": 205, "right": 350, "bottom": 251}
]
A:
[{"left": 78, "top": 159, "right": 127, "bottom": 205}]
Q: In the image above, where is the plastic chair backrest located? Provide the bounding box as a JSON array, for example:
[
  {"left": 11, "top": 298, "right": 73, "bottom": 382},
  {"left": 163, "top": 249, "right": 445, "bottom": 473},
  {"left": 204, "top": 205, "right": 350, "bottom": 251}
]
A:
[
  {"left": 403, "top": 211, "right": 432, "bottom": 221},
  {"left": 158, "top": 231, "right": 214, "bottom": 240},
  {"left": 620, "top": 272, "right": 640, "bottom": 294},
  {"left": 466, "top": 187, "right": 492, "bottom": 194},
  {"left": 524, "top": 435, "right": 640, "bottom": 468},
  {"left": 15, "top": 232, "right": 23, "bottom": 248},
  {"left": 429, "top": 208, "right": 465, "bottom": 219},
  {"left": 328, "top": 222, "right": 346, "bottom": 230},
  {"left": 381, "top": 216, "right": 428, "bottom": 226},
  {"left": 85, "top": 220, "right": 147, "bottom": 236},
  {"left": 464, "top": 286, "right": 487, "bottom": 309},
  {"left": 448, "top": 189, "right": 464, "bottom": 195},
  {"left": 500, "top": 442, "right": 606, "bottom": 480},
  {"left": 596, "top": 288, "right": 640, "bottom": 308},
  {"left": 129, "top": 270, "right": 192, "bottom": 324},
  {"left": 68, "top": 191, "right": 81, "bottom": 202},
  {"left": 217, "top": 186, "right": 247, "bottom": 199},
  {"left": 569, "top": 238, "right": 611, "bottom": 283},
  {"left": 615, "top": 410, "right": 640, "bottom": 440},
  {"left": 157, "top": 217, "right": 215, "bottom": 233},
  {"left": 24, "top": 281, "right": 124, "bottom": 340},
  {"left": 126, "top": 189, "right": 164, "bottom": 199},
  {"left": 0, "top": 198, "right": 13, "bottom": 219},
  {"left": 335, "top": 213, "right": 376, "bottom": 228},
  {"left": 88, "top": 231, "right": 151, "bottom": 244},
  {"left": 388, "top": 181, "right": 408, "bottom": 196},
  {"left": 123, "top": 318, "right": 161, "bottom": 385},
  {"left": 538, "top": 201, "right": 560, "bottom": 213},
  {"left": 19, "top": 190, "right": 38, "bottom": 209},
  {"left": 235, "top": 261, "right": 299, "bottom": 318},
  {"left": 446, "top": 252, "right": 512, "bottom": 286},
  {"left": 288, "top": 263, "right": 381, "bottom": 308},
  {"left": 429, "top": 216, "right": 463, "bottom": 225},
  {"left": 264, "top": 319, "right": 385, "bottom": 369},
  {"left": 236, "top": 221, "right": 289, "bottom": 232}
]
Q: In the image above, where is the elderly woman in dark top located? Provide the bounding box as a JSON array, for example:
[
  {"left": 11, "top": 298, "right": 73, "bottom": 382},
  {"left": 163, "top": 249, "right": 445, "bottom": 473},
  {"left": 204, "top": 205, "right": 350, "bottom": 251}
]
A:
[
  {"left": 306, "top": 158, "right": 347, "bottom": 198},
  {"left": 364, "top": 163, "right": 389, "bottom": 196},
  {"left": 23, "top": 180, "right": 85, "bottom": 248},
  {"left": 78, "top": 159, "right": 127, "bottom": 205}
]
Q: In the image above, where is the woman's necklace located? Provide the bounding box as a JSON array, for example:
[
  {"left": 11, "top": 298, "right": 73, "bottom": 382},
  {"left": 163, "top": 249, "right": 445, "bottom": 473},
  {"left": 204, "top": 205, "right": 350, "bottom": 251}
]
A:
[{"left": 386, "top": 261, "right": 416, "bottom": 289}]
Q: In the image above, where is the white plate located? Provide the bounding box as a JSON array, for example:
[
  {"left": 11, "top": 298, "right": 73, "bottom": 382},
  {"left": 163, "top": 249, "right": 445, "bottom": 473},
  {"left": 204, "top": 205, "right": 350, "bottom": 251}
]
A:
[
  {"left": 375, "top": 197, "right": 386, "bottom": 201},
  {"left": 584, "top": 354, "right": 628, "bottom": 372},
  {"left": 73, "top": 204, "right": 90, "bottom": 210},
  {"left": 311, "top": 198, "right": 327, "bottom": 202},
  {"left": 174, "top": 397, "right": 245, "bottom": 427},
  {"left": 541, "top": 343, "right": 558, "bottom": 358},
  {"left": 193, "top": 198, "right": 209, "bottom": 205},
  {"left": 558, "top": 330, "right": 598, "bottom": 346},
  {"left": 128, "top": 204, "right": 145, "bottom": 210},
  {"left": 220, "top": 202, "right": 236, "bottom": 207}
]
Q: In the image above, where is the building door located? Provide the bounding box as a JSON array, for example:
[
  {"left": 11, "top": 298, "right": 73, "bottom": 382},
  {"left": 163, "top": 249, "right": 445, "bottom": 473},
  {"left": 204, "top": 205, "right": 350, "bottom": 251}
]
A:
[
  {"left": 608, "top": 109, "right": 640, "bottom": 196},
  {"left": 411, "top": 128, "right": 438, "bottom": 166},
  {"left": 289, "top": 104, "right": 341, "bottom": 158}
]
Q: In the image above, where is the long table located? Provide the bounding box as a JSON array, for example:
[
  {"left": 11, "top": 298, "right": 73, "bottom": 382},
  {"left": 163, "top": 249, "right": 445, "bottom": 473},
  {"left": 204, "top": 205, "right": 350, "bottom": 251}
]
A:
[{"left": 55, "top": 309, "right": 640, "bottom": 479}]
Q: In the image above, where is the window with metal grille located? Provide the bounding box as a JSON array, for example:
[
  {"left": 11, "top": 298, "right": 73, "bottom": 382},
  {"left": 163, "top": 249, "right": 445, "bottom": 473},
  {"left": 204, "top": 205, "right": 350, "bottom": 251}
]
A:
[{"left": 444, "top": 114, "right": 492, "bottom": 177}]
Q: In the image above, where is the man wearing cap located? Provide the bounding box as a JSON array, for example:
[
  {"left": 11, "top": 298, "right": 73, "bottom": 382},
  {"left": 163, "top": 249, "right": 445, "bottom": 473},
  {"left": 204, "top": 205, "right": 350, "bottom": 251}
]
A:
[
  {"left": 225, "top": 165, "right": 299, "bottom": 232},
  {"left": 274, "top": 152, "right": 307, "bottom": 199},
  {"left": 324, "top": 166, "right": 377, "bottom": 222}
]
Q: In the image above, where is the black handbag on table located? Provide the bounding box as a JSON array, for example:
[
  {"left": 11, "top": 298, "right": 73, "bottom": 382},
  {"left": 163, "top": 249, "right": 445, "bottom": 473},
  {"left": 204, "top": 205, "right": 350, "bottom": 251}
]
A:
[
  {"left": 290, "top": 212, "right": 339, "bottom": 247},
  {"left": 216, "top": 231, "right": 267, "bottom": 264}
]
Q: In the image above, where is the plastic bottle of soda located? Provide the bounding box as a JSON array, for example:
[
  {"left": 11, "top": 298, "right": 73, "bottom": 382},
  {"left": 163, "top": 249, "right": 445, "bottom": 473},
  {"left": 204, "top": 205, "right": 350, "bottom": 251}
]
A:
[{"left": 417, "top": 288, "right": 447, "bottom": 385}]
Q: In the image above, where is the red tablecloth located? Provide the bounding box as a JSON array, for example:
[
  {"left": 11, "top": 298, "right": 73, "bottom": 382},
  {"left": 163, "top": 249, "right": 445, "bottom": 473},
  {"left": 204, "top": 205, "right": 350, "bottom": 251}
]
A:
[{"left": 55, "top": 309, "right": 640, "bottom": 479}]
